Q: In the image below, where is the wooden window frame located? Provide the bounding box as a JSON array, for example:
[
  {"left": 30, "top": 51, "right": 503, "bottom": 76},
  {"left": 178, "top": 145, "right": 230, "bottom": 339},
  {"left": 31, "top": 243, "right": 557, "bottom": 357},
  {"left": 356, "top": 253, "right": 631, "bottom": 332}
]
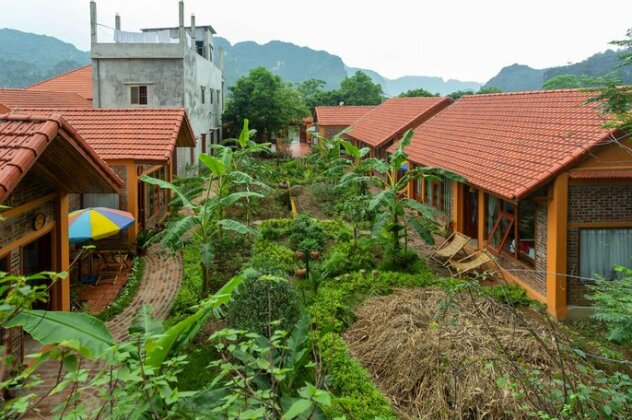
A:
[
  {"left": 130, "top": 85, "right": 148, "bottom": 105},
  {"left": 486, "top": 211, "right": 515, "bottom": 254}
]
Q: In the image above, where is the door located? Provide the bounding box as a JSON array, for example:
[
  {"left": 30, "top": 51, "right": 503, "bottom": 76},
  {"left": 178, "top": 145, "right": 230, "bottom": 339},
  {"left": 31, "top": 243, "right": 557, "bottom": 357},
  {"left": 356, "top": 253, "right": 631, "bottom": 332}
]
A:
[
  {"left": 22, "top": 232, "right": 53, "bottom": 310},
  {"left": 137, "top": 182, "right": 146, "bottom": 230},
  {"left": 462, "top": 186, "right": 478, "bottom": 239}
]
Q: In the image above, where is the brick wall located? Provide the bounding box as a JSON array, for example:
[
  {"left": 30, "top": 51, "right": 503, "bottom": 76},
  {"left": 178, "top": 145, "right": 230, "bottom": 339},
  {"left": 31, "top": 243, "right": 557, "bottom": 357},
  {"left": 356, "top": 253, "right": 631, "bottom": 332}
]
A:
[
  {"left": 111, "top": 165, "right": 128, "bottom": 211},
  {"left": 567, "top": 185, "right": 632, "bottom": 305},
  {"left": 323, "top": 126, "right": 348, "bottom": 138},
  {"left": 69, "top": 193, "right": 81, "bottom": 212},
  {"left": 0, "top": 201, "right": 55, "bottom": 252},
  {"left": 3, "top": 172, "right": 56, "bottom": 208}
]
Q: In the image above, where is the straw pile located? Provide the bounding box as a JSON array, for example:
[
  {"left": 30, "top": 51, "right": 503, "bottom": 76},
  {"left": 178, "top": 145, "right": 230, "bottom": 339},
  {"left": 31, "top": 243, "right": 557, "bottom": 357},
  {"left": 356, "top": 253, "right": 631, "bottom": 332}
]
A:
[{"left": 344, "top": 287, "right": 567, "bottom": 419}]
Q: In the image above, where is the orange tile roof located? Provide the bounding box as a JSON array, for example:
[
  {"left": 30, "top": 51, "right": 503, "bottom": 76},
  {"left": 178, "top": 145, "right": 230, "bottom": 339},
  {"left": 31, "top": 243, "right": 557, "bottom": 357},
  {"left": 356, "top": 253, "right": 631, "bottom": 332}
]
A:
[
  {"left": 0, "top": 89, "right": 91, "bottom": 112},
  {"left": 315, "top": 105, "right": 375, "bottom": 127},
  {"left": 15, "top": 108, "right": 196, "bottom": 162},
  {"left": 569, "top": 170, "right": 632, "bottom": 179},
  {"left": 346, "top": 97, "right": 453, "bottom": 148},
  {"left": 26, "top": 65, "right": 93, "bottom": 101},
  {"left": 0, "top": 113, "right": 122, "bottom": 203},
  {"left": 399, "top": 89, "right": 614, "bottom": 200}
]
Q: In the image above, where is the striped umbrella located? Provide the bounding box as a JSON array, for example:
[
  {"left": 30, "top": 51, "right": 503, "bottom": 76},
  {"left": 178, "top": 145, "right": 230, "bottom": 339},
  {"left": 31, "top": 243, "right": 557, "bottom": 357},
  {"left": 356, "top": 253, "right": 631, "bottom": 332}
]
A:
[{"left": 69, "top": 207, "right": 135, "bottom": 243}]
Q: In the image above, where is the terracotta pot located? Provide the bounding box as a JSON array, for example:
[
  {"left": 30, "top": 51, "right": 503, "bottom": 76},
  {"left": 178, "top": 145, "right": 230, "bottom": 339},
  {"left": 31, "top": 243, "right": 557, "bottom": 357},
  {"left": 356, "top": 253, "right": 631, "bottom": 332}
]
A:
[
  {"left": 309, "top": 250, "right": 320, "bottom": 259},
  {"left": 294, "top": 250, "right": 305, "bottom": 260},
  {"left": 295, "top": 268, "right": 307, "bottom": 278}
]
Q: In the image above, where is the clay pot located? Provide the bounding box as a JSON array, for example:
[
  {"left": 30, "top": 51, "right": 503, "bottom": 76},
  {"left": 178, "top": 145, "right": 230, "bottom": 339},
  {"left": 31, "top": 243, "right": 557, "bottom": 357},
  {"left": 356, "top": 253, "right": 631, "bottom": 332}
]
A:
[
  {"left": 295, "top": 268, "right": 307, "bottom": 278},
  {"left": 294, "top": 250, "right": 305, "bottom": 260},
  {"left": 309, "top": 250, "right": 320, "bottom": 259}
]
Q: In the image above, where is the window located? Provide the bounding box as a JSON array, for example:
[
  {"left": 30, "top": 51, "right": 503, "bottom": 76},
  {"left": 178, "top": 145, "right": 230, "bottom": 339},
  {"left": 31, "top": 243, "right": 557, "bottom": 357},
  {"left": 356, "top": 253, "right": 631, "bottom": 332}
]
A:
[
  {"left": 83, "top": 193, "right": 120, "bottom": 209},
  {"left": 210, "top": 89, "right": 214, "bottom": 104},
  {"left": 488, "top": 212, "right": 514, "bottom": 254},
  {"left": 201, "top": 134, "right": 206, "bottom": 154},
  {"left": 580, "top": 229, "right": 632, "bottom": 280},
  {"left": 216, "top": 89, "right": 221, "bottom": 105},
  {"left": 442, "top": 178, "right": 452, "bottom": 218},
  {"left": 147, "top": 167, "right": 168, "bottom": 218},
  {"left": 422, "top": 175, "right": 451, "bottom": 217},
  {"left": 196, "top": 40, "right": 204, "bottom": 56},
  {"left": 0, "top": 254, "right": 9, "bottom": 274},
  {"left": 201, "top": 86, "right": 205, "bottom": 104},
  {"left": 130, "top": 85, "right": 148, "bottom": 105}
]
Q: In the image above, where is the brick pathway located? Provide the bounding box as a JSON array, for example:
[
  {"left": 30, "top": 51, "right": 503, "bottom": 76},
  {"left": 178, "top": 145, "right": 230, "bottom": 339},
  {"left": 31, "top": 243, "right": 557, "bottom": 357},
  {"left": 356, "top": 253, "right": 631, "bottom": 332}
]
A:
[
  {"left": 21, "top": 244, "right": 182, "bottom": 418},
  {"left": 106, "top": 244, "right": 182, "bottom": 341}
]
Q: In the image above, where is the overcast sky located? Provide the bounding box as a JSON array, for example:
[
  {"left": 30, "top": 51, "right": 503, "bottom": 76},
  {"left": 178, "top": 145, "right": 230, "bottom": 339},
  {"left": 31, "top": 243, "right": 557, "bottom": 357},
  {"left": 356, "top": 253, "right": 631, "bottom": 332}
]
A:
[{"left": 1, "top": 0, "right": 631, "bottom": 82}]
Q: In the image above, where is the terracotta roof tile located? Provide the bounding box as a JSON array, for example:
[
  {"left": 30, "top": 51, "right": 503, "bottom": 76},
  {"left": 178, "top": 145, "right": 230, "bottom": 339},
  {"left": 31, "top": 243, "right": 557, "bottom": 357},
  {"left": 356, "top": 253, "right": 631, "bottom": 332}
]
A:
[
  {"left": 0, "top": 113, "right": 122, "bottom": 203},
  {"left": 26, "top": 65, "right": 93, "bottom": 101},
  {"left": 569, "top": 170, "right": 632, "bottom": 179},
  {"left": 315, "top": 105, "right": 375, "bottom": 127},
  {"left": 347, "top": 97, "right": 453, "bottom": 147},
  {"left": 399, "top": 89, "right": 614, "bottom": 200},
  {"left": 15, "top": 108, "right": 196, "bottom": 162},
  {"left": 0, "top": 89, "right": 91, "bottom": 112}
]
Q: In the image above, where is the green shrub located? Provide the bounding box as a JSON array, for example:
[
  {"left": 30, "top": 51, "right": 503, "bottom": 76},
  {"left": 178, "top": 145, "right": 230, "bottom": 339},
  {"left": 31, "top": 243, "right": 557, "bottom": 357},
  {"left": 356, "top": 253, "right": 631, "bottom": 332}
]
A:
[
  {"left": 484, "top": 284, "right": 532, "bottom": 307},
  {"left": 250, "top": 242, "right": 299, "bottom": 276},
  {"left": 319, "top": 240, "right": 377, "bottom": 277},
  {"left": 378, "top": 247, "right": 425, "bottom": 273},
  {"left": 587, "top": 266, "right": 632, "bottom": 344},
  {"left": 166, "top": 244, "right": 203, "bottom": 326},
  {"left": 96, "top": 258, "right": 144, "bottom": 321},
  {"left": 289, "top": 214, "right": 326, "bottom": 250},
  {"left": 319, "top": 332, "right": 396, "bottom": 419},
  {"left": 227, "top": 274, "right": 300, "bottom": 336}
]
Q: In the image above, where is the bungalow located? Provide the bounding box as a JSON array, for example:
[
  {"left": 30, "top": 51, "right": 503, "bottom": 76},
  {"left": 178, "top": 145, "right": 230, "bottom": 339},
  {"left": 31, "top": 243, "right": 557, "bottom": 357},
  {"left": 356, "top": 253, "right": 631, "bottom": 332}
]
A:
[
  {"left": 14, "top": 108, "right": 196, "bottom": 247},
  {"left": 314, "top": 105, "right": 375, "bottom": 138},
  {"left": 0, "top": 113, "right": 123, "bottom": 313},
  {"left": 395, "top": 89, "right": 632, "bottom": 320},
  {"left": 346, "top": 97, "right": 453, "bottom": 159},
  {"left": 0, "top": 89, "right": 91, "bottom": 113}
]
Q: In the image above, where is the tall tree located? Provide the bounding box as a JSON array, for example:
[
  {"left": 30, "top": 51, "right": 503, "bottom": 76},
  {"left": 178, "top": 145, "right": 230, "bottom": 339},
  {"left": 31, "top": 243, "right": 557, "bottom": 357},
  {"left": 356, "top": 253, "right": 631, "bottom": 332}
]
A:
[
  {"left": 338, "top": 71, "right": 384, "bottom": 105},
  {"left": 223, "top": 67, "right": 308, "bottom": 141},
  {"left": 398, "top": 88, "right": 438, "bottom": 98},
  {"left": 543, "top": 74, "right": 581, "bottom": 90},
  {"left": 447, "top": 90, "right": 475, "bottom": 100},
  {"left": 477, "top": 87, "right": 503, "bottom": 94}
]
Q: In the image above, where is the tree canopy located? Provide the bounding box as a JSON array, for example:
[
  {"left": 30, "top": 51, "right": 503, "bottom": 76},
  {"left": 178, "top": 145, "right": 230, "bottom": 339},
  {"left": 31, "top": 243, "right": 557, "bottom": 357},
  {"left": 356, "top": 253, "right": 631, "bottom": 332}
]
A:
[
  {"left": 338, "top": 71, "right": 384, "bottom": 105},
  {"left": 543, "top": 74, "right": 581, "bottom": 90},
  {"left": 398, "top": 88, "right": 438, "bottom": 98},
  {"left": 223, "top": 67, "right": 309, "bottom": 140}
]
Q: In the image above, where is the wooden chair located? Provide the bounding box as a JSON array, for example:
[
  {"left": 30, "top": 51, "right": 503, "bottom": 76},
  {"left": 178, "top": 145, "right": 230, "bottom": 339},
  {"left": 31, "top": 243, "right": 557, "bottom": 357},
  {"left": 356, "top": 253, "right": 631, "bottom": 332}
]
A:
[
  {"left": 447, "top": 248, "right": 497, "bottom": 278},
  {"left": 95, "top": 250, "right": 130, "bottom": 284},
  {"left": 430, "top": 232, "right": 471, "bottom": 266}
]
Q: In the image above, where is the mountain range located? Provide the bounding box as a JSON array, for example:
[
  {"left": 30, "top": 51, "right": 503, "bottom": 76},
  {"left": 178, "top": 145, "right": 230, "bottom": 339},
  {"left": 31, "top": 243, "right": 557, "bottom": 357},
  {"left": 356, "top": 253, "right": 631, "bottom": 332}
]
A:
[{"left": 0, "top": 28, "right": 629, "bottom": 96}]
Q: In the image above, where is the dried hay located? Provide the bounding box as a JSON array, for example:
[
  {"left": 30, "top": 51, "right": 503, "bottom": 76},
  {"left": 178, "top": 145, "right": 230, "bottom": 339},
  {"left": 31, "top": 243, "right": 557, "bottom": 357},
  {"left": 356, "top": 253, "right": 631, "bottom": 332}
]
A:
[{"left": 344, "top": 287, "right": 576, "bottom": 419}]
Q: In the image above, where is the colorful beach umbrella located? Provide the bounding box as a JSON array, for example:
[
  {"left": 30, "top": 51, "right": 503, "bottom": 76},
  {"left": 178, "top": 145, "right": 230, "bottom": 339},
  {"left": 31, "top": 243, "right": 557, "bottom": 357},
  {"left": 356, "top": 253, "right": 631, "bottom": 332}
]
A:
[{"left": 69, "top": 207, "right": 135, "bottom": 243}]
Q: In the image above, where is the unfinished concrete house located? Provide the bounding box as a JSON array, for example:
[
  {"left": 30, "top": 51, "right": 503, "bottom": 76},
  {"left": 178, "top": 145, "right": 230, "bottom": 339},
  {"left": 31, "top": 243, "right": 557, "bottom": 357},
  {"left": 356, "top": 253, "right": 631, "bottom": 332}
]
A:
[{"left": 89, "top": 0, "right": 224, "bottom": 175}]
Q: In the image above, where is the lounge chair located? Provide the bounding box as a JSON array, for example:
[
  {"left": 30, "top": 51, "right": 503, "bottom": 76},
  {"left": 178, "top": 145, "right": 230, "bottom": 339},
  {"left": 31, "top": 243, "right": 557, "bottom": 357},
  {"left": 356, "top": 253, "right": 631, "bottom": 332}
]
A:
[
  {"left": 430, "top": 232, "right": 471, "bottom": 266},
  {"left": 447, "top": 249, "right": 497, "bottom": 278}
]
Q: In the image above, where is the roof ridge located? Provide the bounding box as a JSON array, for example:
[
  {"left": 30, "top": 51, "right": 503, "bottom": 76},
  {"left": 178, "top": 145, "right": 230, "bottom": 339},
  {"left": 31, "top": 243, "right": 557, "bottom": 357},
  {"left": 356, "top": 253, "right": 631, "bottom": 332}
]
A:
[
  {"left": 466, "top": 88, "right": 590, "bottom": 98},
  {"left": 27, "top": 64, "right": 92, "bottom": 89}
]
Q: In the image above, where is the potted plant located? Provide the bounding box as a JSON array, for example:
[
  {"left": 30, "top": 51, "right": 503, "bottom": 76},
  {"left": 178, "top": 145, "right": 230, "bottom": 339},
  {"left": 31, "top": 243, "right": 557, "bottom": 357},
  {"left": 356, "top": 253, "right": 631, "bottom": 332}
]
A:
[
  {"left": 295, "top": 267, "right": 307, "bottom": 278},
  {"left": 135, "top": 229, "right": 153, "bottom": 256}
]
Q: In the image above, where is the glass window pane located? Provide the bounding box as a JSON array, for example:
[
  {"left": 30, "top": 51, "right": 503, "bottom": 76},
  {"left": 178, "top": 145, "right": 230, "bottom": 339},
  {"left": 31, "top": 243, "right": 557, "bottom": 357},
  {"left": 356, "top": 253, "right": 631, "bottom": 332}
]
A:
[
  {"left": 130, "top": 86, "right": 139, "bottom": 104},
  {"left": 139, "top": 86, "right": 148, "bottom": 105},
  {"left": 580, "top": 229, "right": 632, "bottom": 280}
]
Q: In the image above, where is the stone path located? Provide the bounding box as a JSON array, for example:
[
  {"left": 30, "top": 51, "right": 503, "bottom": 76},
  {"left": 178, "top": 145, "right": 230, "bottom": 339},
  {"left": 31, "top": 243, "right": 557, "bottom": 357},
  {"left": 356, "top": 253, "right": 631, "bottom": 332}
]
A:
[{"left": 21, "top": 244, "right": 182, "bottom": 418}]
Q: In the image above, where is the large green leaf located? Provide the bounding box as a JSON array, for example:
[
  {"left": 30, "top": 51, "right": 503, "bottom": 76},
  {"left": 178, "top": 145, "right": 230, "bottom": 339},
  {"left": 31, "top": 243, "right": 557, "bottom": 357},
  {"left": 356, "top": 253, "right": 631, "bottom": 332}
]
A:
[
  {"left": 140, "top": 175, "right": 194, "bottom": 210},
  {"left": 218, "top": 219, "right": 256, "bottom": 235},
  {"left": 160, "top": 215, "right": 199, "bottom": 252},
  {"left": 403, "top": 198, "right": 436, "bottom": 219},
  {"left": 5, "top": 310, "right": 115, "bottom": 358},
  {"left": 369, "top": 189, "right": 390, "bottom": 211},
  {"left": 408, "top": 216, "right": 436, "bottom": 245},
  {"left": 128, "top": 304, "right": 164, "bottom": 339},
  {"left": 340, "top": 140, "right": 359, "bottom": 159},
  {"left": 238, "top": 119, "right": 250, "bottom": 148},
  {"left": 372, "top": 211, "right": 390, "bottom": 237},
  {"left": 144, "top": 273, "right": 245, "bottom": 369},
  {"left": 219, "top": 191, "right": 265, "bottom": 207},
  {"left": 199, "top": 153, "right": 225, "bottom": 176}
]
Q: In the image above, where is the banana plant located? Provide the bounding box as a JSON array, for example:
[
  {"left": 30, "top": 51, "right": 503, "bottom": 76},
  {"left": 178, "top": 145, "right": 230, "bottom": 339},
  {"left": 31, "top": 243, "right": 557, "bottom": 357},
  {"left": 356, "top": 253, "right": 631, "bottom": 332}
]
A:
[
  {"left": 364, "top": 129, "right": 465, "bottom": 251},
  {"left": 142, "top": 148, "right": 264, "bottom": 293},
  {"left": 221, "top": 119, "right": 271, "bottom": 173}
]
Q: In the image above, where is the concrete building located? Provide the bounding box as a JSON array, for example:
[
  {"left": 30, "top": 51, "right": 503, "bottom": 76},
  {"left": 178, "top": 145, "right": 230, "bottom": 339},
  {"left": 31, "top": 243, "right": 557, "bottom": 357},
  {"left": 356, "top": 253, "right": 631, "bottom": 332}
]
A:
[{"left": 89, "top": 0, "right": 224, "bottom": 175}]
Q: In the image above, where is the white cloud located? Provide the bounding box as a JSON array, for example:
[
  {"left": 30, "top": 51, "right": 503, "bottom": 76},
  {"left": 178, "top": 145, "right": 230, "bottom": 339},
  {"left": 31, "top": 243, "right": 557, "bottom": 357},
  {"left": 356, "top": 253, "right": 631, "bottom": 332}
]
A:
[{"left": 1, "top": 0, "right": 630, "bottom": 82}]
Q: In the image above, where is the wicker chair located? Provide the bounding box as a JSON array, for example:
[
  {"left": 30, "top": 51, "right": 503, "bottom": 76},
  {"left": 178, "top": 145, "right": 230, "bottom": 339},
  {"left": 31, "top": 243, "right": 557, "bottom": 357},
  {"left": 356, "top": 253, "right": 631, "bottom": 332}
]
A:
[
  {"left": 429, "top": 232, "right": 471, "bottom": 266},
  {"left": 447, "top": 248, "right": 497, "bottom": 278}
]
